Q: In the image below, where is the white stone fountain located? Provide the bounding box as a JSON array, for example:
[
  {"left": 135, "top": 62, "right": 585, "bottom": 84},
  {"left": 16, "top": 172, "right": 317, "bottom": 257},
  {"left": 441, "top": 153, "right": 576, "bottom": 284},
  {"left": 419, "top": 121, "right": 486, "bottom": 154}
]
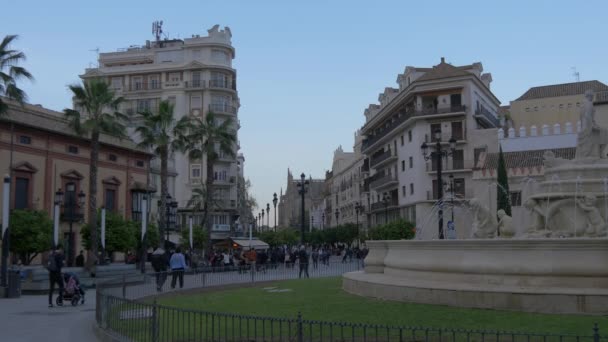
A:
[{"left": 343, "top": 91, "right": 608, "bottom": 315}]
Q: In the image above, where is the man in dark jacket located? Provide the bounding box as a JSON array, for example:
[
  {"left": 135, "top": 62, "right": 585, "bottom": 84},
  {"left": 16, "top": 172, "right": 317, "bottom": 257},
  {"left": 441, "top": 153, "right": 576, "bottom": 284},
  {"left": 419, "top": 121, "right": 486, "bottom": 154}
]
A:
[
  {"left": 298, "top": 246, "right": 309, "bottom": 279},
  {"left": 150, "top": 247, "right": 168, "bottom": 291},
  {"left": 48, "top": 246, "right": 65, "bottom": 307}
]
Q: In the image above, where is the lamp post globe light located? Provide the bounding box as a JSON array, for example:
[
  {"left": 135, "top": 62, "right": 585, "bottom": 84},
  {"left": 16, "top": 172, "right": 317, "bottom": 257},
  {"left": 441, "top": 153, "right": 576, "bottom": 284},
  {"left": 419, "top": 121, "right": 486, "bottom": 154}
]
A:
[
  {"left": 448, "top": 173, "right": 455, "bottom": 222},
  {"left": 158, "top": 194, "right": 178, "bottom": 247},
  {"left": 382, "top": 193, "right": 391, "bottom": 225},
  {"left": 55, "top": 187, "right": 86, "bottom": 267},
  {"left": 266, "top": 203, "right": 270, "bottom": 228},
  {"left": 272, "top": 193, "right": 278, "bottom": 231},
  {"left": 296, "top": 173, "right": 309, "bottom": 244},
  {"left": 421, "top": 129, "right": 456, "bottom": 239}
]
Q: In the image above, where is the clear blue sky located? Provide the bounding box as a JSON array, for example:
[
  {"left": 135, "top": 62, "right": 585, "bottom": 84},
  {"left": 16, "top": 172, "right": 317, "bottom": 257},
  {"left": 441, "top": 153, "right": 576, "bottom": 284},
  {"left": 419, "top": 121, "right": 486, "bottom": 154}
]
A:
[{"left": 4, "top": 0, "right": 608, "bottom": 216}]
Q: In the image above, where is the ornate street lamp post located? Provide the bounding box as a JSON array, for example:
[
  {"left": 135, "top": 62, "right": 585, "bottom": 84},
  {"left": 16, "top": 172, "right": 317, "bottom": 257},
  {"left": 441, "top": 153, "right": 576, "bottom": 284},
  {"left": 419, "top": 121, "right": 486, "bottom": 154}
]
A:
[
  {"left": 266, "top": 203, "right": 270, "bottom": 228},
  {"left": 261, "top": 209, "right": 265, "bottom": 231},
  {"left": 355, "top": 201, "right": 364, "bottom": 244},
  {"left": 56, "top": 187, "right": 86, "bottom": 266},
  {"left": 382, "top": 193, "right": 391, "bottom": 225},
  {"left": 421, "top": 129, "right": 456, "bottom": 239},
  {"left": 272, "top": 193, "right": 278, "bottom": 231},
  {"left": 334, "top": 208, "right": 339, "bottom": 227},
  {"left": 296, "top": 173, "right": 309, "bottom": 244}
]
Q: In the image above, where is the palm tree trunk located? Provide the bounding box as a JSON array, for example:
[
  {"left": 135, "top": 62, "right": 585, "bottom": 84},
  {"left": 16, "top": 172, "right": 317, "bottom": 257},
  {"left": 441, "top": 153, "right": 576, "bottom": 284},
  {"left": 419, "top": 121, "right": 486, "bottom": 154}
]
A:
[
  {"left": 87, "top": 130, "right": 100, "bottom": 274},
  {"left": 205, "top": 160, "right": 214, "bottom": 255},
  {"left": 159, "top": 147, "right": 168, "bottom": 248}
]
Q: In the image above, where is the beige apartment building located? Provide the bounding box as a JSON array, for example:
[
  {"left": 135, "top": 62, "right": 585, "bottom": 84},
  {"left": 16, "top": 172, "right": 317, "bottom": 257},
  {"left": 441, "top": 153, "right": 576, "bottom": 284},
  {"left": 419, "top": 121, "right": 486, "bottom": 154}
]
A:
[
  {"left": 317, "top": 133, "right": 368, "bottom": 232},
  {"left": 80, "top": 25, "right": 241, "bottom": 241},
  {"left": 508, "top": 80, "right": 608, "bottom": 129},
  {"left": 360, "top": 58, "right": 500, "bottom": 238},
  {"left": 0, "top": 100, "right": 152, "bottom": 264}
]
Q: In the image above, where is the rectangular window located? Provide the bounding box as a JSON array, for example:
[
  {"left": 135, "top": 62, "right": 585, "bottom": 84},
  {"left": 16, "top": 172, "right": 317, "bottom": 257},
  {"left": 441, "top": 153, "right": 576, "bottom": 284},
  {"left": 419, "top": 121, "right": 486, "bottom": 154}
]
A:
[
  {"left": 105, "top": 189, "right": 116, "bottom": 211},
  {"left": 451, "top": 121, "right": 464, "bottom": 140},
  {"left": 450, "top": 93, "right": 462, "bottom": 107},
  {"left": 408, "top": 157, "right": 413, "bottom": 168},
  {"left": 191, "top": 71, "right": 202, "bottom": 87},
  {"left": 454, "top": 178, "right": 465, "bottom": 197},
  {"left": 15, "top": 177, "right": 29, "bottom": 209},
  {"left": 401, "top": 160, "right": 405, "bottom": 172},
  {"left": 149, "top": 75, "right": 160, "bottom": 89},
  {"left": 212, "top": 49, "right": 229, "bottom": 63},
  {"left": 108, "top": 154, "right": 117, "bottom": 162},
  {"left": 136, "top": 160, "right": 144, "bottom": 167},
  {"left": 410, "top": 183, "right": 414, "bottom": 195},
  {"left": 452, "top": 150, "right": 464, "bottom": 169},
  {"left": 402, "top": 185, "right": 406, "bottom": 197},
  {"left": 190, "top": 96, "right": 202, "bottom": 110},
  {"left": 510, "top": 191, "right": 522, "bottom": 206},
  {"left": 400, "top": 135, "right": 404, "bottom": 146},
  {"left": 474, "top": 147, "right": 486, "bottom": 167},
  {"left": 68, "top": 145, "right": 78, "bottom": 154},
  {"left": 132, "top": 76, "right": 143, "bottom": 90},
  {"left": 190, "top": 164, "right": 201, "bottom": 182},
  {"left": 408, "top": 130, "right": 412, "bottom": 142},
  {"left": 430, "top": 123, "right": 441, "bottom": 142},
  {"left": 110, "top": 77, "right": 122, "bottom": 90},
  {"left": 210, "top": 72, "right": 229, "bottom": 88},
  {"left": 19, "top": 135, "right": 31, "bottom": 145}
]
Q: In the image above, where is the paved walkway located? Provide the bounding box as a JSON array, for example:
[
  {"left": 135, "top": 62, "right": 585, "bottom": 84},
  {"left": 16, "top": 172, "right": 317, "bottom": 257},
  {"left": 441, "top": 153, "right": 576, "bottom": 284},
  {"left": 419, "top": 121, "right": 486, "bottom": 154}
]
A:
[{"left": 0, "top": 289, "right": 98, "bottom": 342}]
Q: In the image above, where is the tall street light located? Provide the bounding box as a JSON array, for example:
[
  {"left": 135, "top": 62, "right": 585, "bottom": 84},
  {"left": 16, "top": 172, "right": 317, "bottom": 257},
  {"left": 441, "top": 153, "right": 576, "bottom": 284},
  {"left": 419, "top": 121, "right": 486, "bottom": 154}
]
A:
[
  {"left": 421, "top": 129, "right": 456, "bottom": 239},
  {"left": 296, "top": 173, "right": 309, "bottom": 244},
  {"left": 158, "top": 194, "right": 177, "bottom": 247},
  {"left": 334, "top": 208, "right": 339, "bottom": 227},
  {"left": 1, "top": 175, "right": 10, "bottom": 287},
  {"left": 355, "top": 202, "right": 364, "bottom": 244},
  {"left": 55, "top": 187, "right": 86, "bottom": 267},
  {"left": 321, "top": 212, "right": 325, "bottom": 230},
  {"left": 382, "top": 193, "right": 391, "bottom": 225},
  {"left": 449, "top": 173, "right": 455, "bottom": 222},
  {"left": 272, "top": 193, "right": 278, "bottom": 231},
  {"left": 261, "top": 209, "right": 265, "bottom": 231},
  {"left": 266, "top": 203, "right": 270, "bottom": 228}
]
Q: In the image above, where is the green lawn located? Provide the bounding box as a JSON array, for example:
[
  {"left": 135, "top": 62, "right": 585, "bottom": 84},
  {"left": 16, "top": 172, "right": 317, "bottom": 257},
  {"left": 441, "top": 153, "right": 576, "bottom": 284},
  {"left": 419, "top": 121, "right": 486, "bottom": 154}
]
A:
[{"left": 157, "top": 277, "right": 607, "bottom": 336}]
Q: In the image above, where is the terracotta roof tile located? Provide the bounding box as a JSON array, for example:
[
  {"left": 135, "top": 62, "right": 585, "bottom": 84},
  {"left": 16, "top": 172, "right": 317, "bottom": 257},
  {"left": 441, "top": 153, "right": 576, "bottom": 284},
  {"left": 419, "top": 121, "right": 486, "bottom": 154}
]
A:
[
  {"left": 481, "top": 147, "right": 575, "bottom": 170},
  {"left": 515, "top": 81, "right": 608, "bottom": 101}
]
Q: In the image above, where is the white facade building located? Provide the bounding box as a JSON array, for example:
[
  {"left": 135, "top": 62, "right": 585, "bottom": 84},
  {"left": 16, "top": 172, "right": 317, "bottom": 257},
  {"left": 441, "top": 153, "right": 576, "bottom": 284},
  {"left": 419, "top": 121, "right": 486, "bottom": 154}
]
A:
[
  {"left": 360, "top": 58, "right": 501, "bottom": 238},
  {"left": 80, "top": 25, "right": 241, "bottom": 240}
]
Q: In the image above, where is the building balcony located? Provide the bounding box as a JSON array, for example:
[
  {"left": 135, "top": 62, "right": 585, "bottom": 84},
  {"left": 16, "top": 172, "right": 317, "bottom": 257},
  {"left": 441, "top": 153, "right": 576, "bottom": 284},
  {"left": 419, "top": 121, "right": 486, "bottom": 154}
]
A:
[
  {"left": 370, "top": 197, "right": 399, "bottom": 212},
  {"left": 370, "top": 149, "right": 397, "bottom": 169},
  {"left": 209, "top": 103, "right": 237, "bottom": 115},
  {"left": 214, "top": 199, "right": 237, "bottom": 210},
  {"left": 208, "top": 79, "right": 236, "bottom": 91},
  {"left": 362, "top": 159, "right": 370, "bottom": 173},
  {"left": 362, "top": 105, "right": 466, "bottom": 152},
  {"left": 426, "top": 159, "right": 474, "bottom": 173},
  {"left": 213, "top": 176, "right": 236, "bottom": 186},
  {"left": 474, "top": 107, "right": 500, "bottom": 128},
  {"left": 369, "top": 174, "right": 398, "bottom": 190},
  {"left": 184, "top": 80, "right": 206, "bottom": 89}
]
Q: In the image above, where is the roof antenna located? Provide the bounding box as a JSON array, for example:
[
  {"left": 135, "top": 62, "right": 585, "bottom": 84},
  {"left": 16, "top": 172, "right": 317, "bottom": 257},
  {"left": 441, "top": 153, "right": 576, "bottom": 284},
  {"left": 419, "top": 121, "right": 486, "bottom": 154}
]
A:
[
  {"left": 571, "top": 67, "right": 580, "bottom": 82},
  {"left": 88, "top": 47, "right": 99, "bottom": 68},
  {"left": 152, "top": 20, "right": 164, "bottom": 46}
]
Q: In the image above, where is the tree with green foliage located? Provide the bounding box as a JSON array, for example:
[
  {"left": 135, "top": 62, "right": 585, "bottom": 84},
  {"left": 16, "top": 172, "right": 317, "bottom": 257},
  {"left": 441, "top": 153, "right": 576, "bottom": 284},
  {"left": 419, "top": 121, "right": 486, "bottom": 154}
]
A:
[
  {"left": 135, "top": 100, "right": 191, "bottom": 248},
  {"left": 80, "top": 211, "right": 136, "bottom": 256},
  {"left": 64, "top": 78, "right": 128, "bottom": 268},
  {"left": 180, "top": 225, "right": 208, "bottom": 250},
  {"left": 367, "top": 219, "right": 415, "bottom": 241},
  {"left": 9, "top": 210, "right": 52, "bottom": 265},
  {"left": 184, "top": 112, "right": 237, "bottom": 252},
  {"left": 0, "top": 35, "right": 34, "bottom": 115},
  {"left": 496, "top": 145, "right": 511, "bottom": 218}
]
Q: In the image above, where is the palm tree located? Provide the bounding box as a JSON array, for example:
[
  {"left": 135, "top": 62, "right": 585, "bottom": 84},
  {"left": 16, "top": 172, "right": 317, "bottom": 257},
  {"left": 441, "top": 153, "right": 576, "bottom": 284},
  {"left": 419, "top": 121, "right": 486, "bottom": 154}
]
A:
[
  {"left": 64, "top": 78, "right": 128, "bottom": 269},
  {"left": 185, "top": 112, "right": 237, "bottom": 252},
  {"left": 0, "top": 35, "right": 33, "bottom": 115},
  {"left": 135, "top": 100, "right": 190, "bottom": 248}
]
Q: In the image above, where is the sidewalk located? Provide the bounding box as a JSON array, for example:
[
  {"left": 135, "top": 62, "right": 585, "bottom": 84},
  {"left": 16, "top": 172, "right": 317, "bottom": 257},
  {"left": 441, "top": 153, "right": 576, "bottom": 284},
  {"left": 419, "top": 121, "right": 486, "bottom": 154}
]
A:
[{"left": 0, "top": 290, "right": 98, "bottom": 342}]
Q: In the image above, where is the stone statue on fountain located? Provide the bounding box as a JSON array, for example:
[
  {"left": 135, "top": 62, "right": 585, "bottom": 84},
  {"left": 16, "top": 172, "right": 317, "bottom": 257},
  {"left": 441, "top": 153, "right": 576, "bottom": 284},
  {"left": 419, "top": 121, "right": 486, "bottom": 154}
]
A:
[
  {"left": 577, "top": 194, "right": 608, "bottom": 237},
  {"left": 576, "top": 90, "right": 608, "bottom": 160},
  {"left": 469, "top": 198, "right": 497, "bottom": 238},
  {"left": 496, "top": 209, "right": 515, "bottom": 238}
]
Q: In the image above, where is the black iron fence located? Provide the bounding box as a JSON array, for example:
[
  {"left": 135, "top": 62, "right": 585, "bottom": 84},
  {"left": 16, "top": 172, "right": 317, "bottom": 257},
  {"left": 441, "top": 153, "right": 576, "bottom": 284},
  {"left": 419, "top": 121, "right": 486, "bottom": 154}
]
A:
[{"left": 96, "top": 260, "right": 605, "bottom": 342}]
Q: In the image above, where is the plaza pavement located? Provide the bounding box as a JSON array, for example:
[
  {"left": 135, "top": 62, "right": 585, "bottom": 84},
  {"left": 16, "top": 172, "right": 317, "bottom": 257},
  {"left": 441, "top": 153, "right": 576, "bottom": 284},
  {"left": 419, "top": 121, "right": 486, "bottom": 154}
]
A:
[{"left": 0, "top": 257, "right": 360, "bottom": 341}]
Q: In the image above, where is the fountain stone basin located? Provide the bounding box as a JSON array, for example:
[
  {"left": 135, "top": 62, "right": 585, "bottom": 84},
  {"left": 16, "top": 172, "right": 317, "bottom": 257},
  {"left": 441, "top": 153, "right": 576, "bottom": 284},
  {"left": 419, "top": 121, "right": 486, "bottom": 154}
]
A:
[{"left": 343, "top": 239, "right": 608, "bottom": 315}]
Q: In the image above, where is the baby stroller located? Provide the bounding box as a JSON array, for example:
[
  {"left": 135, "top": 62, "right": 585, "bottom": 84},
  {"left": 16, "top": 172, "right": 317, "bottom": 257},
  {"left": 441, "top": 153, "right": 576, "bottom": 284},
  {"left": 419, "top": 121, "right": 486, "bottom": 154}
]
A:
[{"left": 56, "top": 273, "right": 84, "bottom": 306}]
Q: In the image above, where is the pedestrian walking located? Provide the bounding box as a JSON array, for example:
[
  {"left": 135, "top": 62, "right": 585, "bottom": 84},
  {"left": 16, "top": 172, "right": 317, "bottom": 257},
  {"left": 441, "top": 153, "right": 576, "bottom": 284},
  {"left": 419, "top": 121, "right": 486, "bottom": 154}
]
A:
[
  {"left": 298, "top": 246, "right": 309, "bottom": 278},
  {"left": 47, "top": 246, "right": 65, "bottom": 307},
  {"left": 151, "top": 247, "right": 168, "bottom": 291},
  {"left": 170, "top": 247, "right": 187, "bottom": 289},
  {"left": 312, "top": 249, "right": 319, "bottom": 269}
]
